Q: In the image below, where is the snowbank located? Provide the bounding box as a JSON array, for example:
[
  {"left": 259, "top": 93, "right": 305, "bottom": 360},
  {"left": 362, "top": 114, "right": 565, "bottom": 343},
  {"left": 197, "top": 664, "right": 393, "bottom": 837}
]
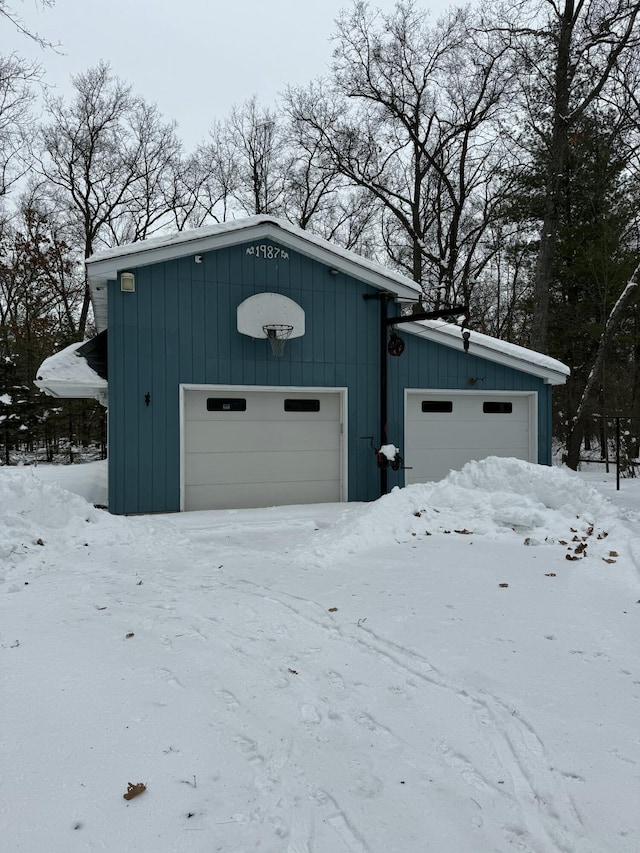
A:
[
  {"left": 0, "top": 467, "right": 185, "bottom": 571},
  {"left": 0, "top": 470, "right": 102, "bottom": 561},
  {"left": 313, "top": 457, "right": 623, "bottom": 559}
]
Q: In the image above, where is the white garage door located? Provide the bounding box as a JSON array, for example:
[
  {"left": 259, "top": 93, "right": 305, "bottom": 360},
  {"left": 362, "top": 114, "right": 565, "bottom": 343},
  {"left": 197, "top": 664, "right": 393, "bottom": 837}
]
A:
[
  {"left": 405, "top": 391, "right": 535, "bottom": 485},
  {"left": 182, "top": 387, "right": 344, "bottom": 510}
]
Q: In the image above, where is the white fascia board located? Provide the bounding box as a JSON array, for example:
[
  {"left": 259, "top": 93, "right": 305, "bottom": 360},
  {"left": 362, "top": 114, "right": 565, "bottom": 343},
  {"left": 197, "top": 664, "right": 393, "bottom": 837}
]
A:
[
  {"left": 403, "top": 320, "right": 570, "bottom": 385},
  {"left": 86, "top": 217, "right": 420, "bottom": 333},
  {"left": 34, "top": 378, "right": 108, "bottom": 405}
]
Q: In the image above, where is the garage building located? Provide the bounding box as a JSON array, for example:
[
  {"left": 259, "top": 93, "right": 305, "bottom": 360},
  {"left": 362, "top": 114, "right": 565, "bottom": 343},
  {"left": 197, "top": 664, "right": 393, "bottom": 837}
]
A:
[{"left": 35, "top": 216, "right": 569, "bottom": 514}]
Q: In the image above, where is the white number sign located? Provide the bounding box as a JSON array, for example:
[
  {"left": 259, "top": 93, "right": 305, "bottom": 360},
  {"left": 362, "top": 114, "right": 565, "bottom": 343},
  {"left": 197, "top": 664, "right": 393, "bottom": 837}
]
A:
[{"left": 245, "top": 244, "right": 289, "bottom": 260}]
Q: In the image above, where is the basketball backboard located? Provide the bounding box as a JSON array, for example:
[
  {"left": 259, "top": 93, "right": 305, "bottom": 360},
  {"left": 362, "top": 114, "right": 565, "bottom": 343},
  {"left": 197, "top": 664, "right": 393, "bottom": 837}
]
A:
[{"left": 237, "top": 292, "right": 305, "bottom": 339}]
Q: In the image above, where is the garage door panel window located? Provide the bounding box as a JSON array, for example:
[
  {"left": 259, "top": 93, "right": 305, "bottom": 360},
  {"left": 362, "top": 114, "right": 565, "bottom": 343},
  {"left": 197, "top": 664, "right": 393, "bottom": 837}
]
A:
[
  {"left": 284, "top": 399, "right": 321, "bottom": 412},
  {"left": 206, "top": 397, "right": 247, "bottom": 412},
  {"left": 421, "top": 400, "right": 453, "bottom": 413},
  {"left": 483, "top": 401, "right": 513, "bottom": 414}
]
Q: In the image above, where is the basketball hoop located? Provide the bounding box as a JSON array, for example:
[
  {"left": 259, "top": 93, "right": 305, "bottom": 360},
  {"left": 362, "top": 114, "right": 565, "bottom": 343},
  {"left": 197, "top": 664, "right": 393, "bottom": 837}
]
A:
[{"left": 262, "top": 324, "right": 294, "bottom": 357}]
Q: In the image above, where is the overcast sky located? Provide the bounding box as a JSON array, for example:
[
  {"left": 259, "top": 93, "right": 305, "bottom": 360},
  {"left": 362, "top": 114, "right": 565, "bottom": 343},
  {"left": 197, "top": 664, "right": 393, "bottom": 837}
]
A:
[{"left": 14, "top": 0, "right": 450, "bottom": 149}]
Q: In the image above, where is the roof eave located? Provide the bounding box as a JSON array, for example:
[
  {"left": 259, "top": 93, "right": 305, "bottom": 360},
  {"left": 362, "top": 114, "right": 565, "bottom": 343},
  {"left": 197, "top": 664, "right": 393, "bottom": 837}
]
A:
[
  {"left": 403, "top": 321, "right": 569, "bottom": 385},
  {"left": 34, "top": 379, "right": 108, "bottom": 406},
  {"left": 86, "top": 219, "right": 420, "bottom": 333}
]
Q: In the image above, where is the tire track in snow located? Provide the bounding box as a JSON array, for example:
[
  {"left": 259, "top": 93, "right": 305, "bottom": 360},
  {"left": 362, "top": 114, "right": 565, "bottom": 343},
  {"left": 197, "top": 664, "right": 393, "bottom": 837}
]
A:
[{"left": 236, "top": 577, "right": 586, "bottom": 853}]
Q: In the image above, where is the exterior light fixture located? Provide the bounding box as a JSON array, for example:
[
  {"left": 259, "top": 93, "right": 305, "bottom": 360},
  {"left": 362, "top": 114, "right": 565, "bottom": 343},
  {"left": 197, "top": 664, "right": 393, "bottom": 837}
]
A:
[{"left": 120, "top": 272, "right": 136, "bottom": 293}]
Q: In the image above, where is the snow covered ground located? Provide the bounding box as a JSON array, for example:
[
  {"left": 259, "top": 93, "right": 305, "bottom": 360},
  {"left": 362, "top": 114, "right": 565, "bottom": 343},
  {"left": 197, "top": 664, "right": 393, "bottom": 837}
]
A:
[{"left": 1, "top": 458, "right": 639, "bottom": 853}]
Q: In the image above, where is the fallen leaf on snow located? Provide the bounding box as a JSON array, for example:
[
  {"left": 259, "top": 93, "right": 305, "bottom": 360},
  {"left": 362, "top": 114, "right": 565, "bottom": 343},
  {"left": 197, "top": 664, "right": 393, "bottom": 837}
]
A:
[
  {"left": 328, "top": 607, "right": 338, "bottom": 612},
  {"left": 125, "top": 632, "right": 135, "bottom": 639},
  {"left": 545, "top": 573, "right": 557, "bottom": 577},
  {"left": 565, "top": 555, "right": 580, "bottom": 561},
  {"left": 36, "top": 538, "right": 44, "bottom": 546},
  {"left": 498, "top": 583, "right": 509, "bottom": 588},
  {"left": 609, "top": 551, "right": 618, "bottom": 557},
  {"left": 123, "top": 782, "right": 146, "bottom": 800},
  {"left": 288, "top": 668, "right": 298, "bottom": 675},
  {"left": 454, "top": 529, "right": 472, "bottom": 535},
  {"left": 602, "top": 558, "right": 616, "bottom": 564}
]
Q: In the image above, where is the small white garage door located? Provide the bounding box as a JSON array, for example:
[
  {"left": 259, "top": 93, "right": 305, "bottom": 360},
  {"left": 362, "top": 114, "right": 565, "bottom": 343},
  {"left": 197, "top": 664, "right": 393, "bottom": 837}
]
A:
[
  {"left": 405, "top": 391, "right": 535, "bottom": 485},
  {"left": 182, "top": 387, "right": 344, "bottom": 510}
]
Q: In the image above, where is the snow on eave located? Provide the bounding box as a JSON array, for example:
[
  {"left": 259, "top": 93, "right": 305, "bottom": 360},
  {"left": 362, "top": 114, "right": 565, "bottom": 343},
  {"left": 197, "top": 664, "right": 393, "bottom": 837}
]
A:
[
  {"left": 404, "top": 319, "right": 570, "bottom": 385},
  {"left": 85, "top": 216, "right": 421, "bottom": 333},
  {"left": 34, "top": 341, "right": 108, "bottom": 404}
]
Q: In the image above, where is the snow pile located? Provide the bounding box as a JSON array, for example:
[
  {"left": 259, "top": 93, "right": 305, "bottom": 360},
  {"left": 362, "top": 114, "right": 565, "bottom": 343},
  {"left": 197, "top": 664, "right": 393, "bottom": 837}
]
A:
[
  {"left": 33, "top": 458, "right": 108, "bottom": 506},
  {"left": 34, "top": 340, "right": 103, "bottom": 384},
  {"left": 313, "top": 457, "right": 623, "bottom": 558},
  {"left": 0, "top": 468, "right": 185, "bottom": 570},
  {"left": 0, "top": 470, "right": 102, "bottom": 561}
]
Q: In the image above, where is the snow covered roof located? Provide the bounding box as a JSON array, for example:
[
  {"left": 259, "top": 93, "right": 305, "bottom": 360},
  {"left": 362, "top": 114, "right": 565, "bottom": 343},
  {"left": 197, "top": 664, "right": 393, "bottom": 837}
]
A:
[
  {"left": 34, "top": 341, "right": 108, "bottom": 405},
  {"left": 404, "top": 319, "right": 570, "bottom": 385},
  {"left": 85, "top": 216, "right": 421, "bottom": 333},
  {"left": 85, "top": 215, "right": 569, "bottom": 384}
]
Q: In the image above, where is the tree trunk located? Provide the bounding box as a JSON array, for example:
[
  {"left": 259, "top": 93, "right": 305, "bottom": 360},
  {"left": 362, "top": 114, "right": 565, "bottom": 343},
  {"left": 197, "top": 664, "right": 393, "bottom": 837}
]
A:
[
  {"left": 530, "top": 0, "right": 574, "bottom": 354},
  {"left": 566, "top": 268, "right": 639, "bottom": 469}
]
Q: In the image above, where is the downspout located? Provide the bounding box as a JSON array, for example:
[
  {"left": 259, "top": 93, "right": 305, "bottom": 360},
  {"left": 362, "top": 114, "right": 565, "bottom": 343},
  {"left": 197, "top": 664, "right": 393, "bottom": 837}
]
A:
[
  {"left": 363, "top": 291, "right": 393, "bottom": 497},
  {"left": 365, "top": 291, "right": 469, "bottom": 498}
]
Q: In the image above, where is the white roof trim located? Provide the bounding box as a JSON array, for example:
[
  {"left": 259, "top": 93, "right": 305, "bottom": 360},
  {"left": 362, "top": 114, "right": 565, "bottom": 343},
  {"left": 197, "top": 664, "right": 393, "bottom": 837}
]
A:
[
  {"left": 34, "top": 378, "right": 108, "bottom": 405},
  {"left": 403, "top": 319, "right": 570, "bottom": 385},
  {"left": 85, "top": 216, "right": 420, "bottom": 333}
]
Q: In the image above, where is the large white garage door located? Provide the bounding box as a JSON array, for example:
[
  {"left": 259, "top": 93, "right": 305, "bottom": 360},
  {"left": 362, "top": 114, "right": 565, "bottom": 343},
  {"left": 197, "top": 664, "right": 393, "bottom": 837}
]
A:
[
  {"left": 405, "top": 391, "right": 535, "bottom": 485},
  {"left": 182, "top": 387, "right": 344, "bottom": 510}
]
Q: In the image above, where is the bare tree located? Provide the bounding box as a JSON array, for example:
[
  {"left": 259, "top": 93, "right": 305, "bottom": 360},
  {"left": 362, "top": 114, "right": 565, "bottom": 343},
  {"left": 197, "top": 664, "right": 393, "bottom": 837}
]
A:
[
  {"left": 287, "top": 1, "right": 513, "bottom": 307},
  {"left": 38, "top": 62, "right": 181, "bottom": 336},
  {"left": 0, "top": 53, "right": 38, "bottom": 200},
  {"left": 170, "top": 122, "right": 241, "bottom": 229},
  {"left": 0, "top": 0, "right": 58, "bottom": 50},
  {"left": 224, "top": 97, "right": 289, "bottom": 216},
  {"left": 104, "top": 99, "right": 182, "bottom": 243}
]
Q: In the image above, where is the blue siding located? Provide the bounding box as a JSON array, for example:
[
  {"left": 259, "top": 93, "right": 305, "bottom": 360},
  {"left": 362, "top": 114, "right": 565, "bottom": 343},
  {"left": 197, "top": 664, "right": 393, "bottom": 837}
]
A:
[
  {"left": 385, "top": 334, "right": 552, "bottom": 490},
  {"left": 108, "top": 240, "right": 382, "bottom": 513},
  {"left": 107, "top": 239, "right": 553, "bottom": 514}
]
